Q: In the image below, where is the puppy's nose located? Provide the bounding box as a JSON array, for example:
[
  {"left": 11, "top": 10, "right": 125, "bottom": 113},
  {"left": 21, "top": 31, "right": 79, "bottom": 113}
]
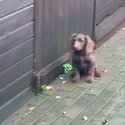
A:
[
  {"left": 73, "top": 43, "right": 79, "bottom": 49},
  {"left": 73, "top": 46, "right": 77, "bottom": 50}
]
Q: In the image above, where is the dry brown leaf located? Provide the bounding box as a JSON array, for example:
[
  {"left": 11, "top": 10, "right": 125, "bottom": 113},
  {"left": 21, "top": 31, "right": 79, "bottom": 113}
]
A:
[
  {"left": 63, "top": 112, "right": 66, "bottom": 115},
  {"left": 103, "top": 45, "right": 107, "bottom": 47},
  {"left": 62, "top": 81, "right": 66, "bottom": 84},
  {"left": 90, "top": 90, "right": 94, "bottom": 93},
  {"left": 102, "top": 69, "right": 109, "bottom": 73},
  {"left": 28, "top": 106, "right": 36, "bottom": 113},
  {"left": 56, "top": 96, "right": 61, "bottom": 99},
  {"left": 59, "top": 76, "right": 64, "bottom": 80},
  {"left": 46, "top": 86, "right": 54, "bottom": 90},
  {"left": 82, "top": 116, "right": 88, "bottom": 121}
]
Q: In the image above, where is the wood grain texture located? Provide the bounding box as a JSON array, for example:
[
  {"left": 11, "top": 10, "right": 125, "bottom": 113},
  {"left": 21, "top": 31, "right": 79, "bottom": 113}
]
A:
[
  {"left": 0, "top": 0, "right": 34, "bottom": 17},
  {"left": 0, "top": 5, "right": 34, "bottom": 37},
  {"left": 0, "top": 22, "right": 33, "bottom": 55},
  {"left": 96, "top": 0, "right": 125, "bottom": 24},
  {"left": 0, "top": 38, "right": 33, "bottom": 72}
]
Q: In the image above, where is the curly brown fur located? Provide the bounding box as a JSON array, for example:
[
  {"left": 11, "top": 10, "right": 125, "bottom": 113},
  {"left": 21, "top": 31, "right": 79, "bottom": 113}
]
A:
[{"left": 70, "top": 33, "right": 101, "bottom": 83}]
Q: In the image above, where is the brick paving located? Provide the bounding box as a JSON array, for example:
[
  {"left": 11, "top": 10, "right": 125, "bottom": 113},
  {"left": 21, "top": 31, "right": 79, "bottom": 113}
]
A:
[{"left": 2, "top": 27, "right": 125, "bottom": 125}]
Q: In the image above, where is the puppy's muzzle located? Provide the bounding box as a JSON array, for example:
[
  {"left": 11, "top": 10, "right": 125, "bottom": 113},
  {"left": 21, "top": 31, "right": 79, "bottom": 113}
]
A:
[{"left": 73, "top": 41, "right": 84, "bottom": 51}]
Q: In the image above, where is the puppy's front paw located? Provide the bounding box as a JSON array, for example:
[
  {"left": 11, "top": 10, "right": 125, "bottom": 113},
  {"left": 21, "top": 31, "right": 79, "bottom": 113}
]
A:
[
  {"left": 71, "top": 73, "right": 80, "bottom": 83},
  {"left": 86, "top": 76, "right": 94, "bottom": 83},
  {"left": 95, "top": 71, "right": 101, "bottom": 77}
]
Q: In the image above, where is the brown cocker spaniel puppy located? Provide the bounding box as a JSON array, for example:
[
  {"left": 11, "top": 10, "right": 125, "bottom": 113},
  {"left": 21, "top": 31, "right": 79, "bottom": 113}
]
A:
[{"left": 70, "top": 33, "right": 101, "bottom": 83}]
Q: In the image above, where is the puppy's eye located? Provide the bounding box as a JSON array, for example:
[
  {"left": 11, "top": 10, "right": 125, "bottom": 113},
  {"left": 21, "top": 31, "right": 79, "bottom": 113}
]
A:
[{"left": 78, "top": 38, "right": 82, "bottom": 42}]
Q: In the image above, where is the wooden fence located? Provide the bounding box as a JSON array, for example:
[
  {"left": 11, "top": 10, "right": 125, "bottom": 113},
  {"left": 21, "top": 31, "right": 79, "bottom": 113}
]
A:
[
  {"left": 0, "top": 0, "right": 34, "bottom": 123},
  {"left": 0, "top": 0, "right": 125, "bottom": 123},
  {"left": 96, "top": 0, "right": 125, "bottom": 41}
]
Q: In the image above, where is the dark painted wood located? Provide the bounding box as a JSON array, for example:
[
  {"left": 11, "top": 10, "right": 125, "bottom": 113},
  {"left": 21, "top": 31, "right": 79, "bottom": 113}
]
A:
[
  {"left": 0, "top": 0, "right": 34, "bottom": 17},
  {"left": 34, "top": 0, "right": 44, "bottom": 71},
  {"left": 0, "top": 22, "right": 33, "bottom": 55},
  {"left": 34, "top": 0, "right": 94, "bottom": 71},
  {"left": 96, "top": 5, "right": 125, "bottom": 41},
  {"left": 0, "top": 38, "right": 33, "bottom": 72},
  {"left": 0, "top": 70, "right": 33, "bottom": 106},
  {"left": 0, "top": 5, "right": 33, "bottom": 37},
  {"left": 96, "top": 0, "right": 125, "bottom": 24},
  {"left": 39, "top": 52, "right": 70, "bottom": 77},
  {"left": 0, "top": 87, "right": 34, "bottom": 124},
  {"left": 0, "top": 54, "right": 33, "bottom": 89},
  {"left": 96, "top": 0, "right": 115, "bottom": 13},
  {"left": 0, "top": 1, "right": 34, "bottom": 123}
]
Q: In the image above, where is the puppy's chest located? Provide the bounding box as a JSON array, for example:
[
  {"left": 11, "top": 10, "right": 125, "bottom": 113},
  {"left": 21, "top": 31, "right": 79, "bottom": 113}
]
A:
[{"left": 74, "top": 56, "right": 89, "bottom": 65}]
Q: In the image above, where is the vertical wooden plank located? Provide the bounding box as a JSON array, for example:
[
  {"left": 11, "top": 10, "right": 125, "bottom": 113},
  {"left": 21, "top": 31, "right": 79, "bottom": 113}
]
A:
[
  {"left": 34, "top": 0, "right": 44, "bottom": 71},
  {"left": 63, "top": 0, "right": 70, "bottom": 53},
  {"left": 56, "top": 0, "right": 64, "bottom": 56},
  {"left": 42, "top": 0, "right": 52, "bottom": 67}
]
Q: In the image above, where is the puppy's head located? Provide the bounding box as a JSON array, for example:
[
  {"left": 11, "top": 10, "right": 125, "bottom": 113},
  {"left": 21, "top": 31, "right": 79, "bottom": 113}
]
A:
[{"left": 70, "top": 33, "right": 94, "bottom": 53}]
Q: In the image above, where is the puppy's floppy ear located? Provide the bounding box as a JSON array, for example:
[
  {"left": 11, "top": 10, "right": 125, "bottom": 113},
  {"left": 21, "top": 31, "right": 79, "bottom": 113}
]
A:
[{"left": 85, "top": 35, "right": 94, "bottom": 53}]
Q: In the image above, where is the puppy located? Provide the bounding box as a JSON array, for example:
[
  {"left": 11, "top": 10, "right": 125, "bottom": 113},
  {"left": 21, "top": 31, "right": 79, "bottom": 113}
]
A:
[{"left": 70, "top": 33, "right": 101, "bottom": 83}]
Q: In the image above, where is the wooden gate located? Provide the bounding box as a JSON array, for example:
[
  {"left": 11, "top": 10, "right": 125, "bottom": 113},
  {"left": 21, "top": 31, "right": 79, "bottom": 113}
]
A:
[{"left": 34, "top": 0, "right": 95, "bottom": 87}]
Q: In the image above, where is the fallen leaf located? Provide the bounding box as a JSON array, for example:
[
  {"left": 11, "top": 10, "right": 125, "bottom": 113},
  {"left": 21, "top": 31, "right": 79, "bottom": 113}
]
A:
[
  {"left": 102, "top": 69, "right": 109, "bottom": 73},
  {"left": 103, "top": 45, "right": 107, "bottom": 47},
  {"left": 90, "top": 90, "right": 94, "bottom": 93},
  {"left": 56, "top": 96, "right": 61, "bottom": 99},
  {"left": 82, "top": 116, "right": 88, "bottom": 121},
  {"left": 62, "top": 81, "right": 66, "bottom": 84},
  {"left": 63, "top": 112, "right": 66, "bottom": 115},
  {"left": 59, "top": 76, "right": 64, "bottom": 80},
  {"left": 28, "top": 106, "right": 36, "bottom": 113},
  {"left": 46, "top": 86, "right": 54, "bottom": 90},
  {"left": 40, "top": 84, "right": 47, "bottom": 92}
]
